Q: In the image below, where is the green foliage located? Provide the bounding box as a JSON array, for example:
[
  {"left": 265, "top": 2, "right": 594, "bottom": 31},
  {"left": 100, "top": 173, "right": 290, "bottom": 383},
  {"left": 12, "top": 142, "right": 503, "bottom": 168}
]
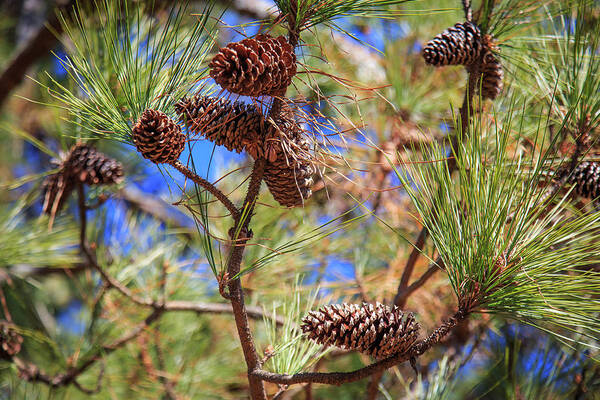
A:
[
  {"left": 517, "top": 0, "right": 600, "bottom": 138},
  {"left": 2, "top": 0, "right": 600, "bottom": 398},
  {"left": 264, "top": 277, "right": 326, "bottom": 374},
  {"left": 274, "top": 0, "right": 420, "bottom": 31},
  {"left": 0, "top": 201, "right": 79, "bottom": 268},
  {"left": 41, "top": 0, "right": 216, "bottom": 143},
  {"left": 395, "top": 108, "right": 600, "bottom": 348},
  {"left": 404, "top": 355, "right": 459, "bottom": 400}
]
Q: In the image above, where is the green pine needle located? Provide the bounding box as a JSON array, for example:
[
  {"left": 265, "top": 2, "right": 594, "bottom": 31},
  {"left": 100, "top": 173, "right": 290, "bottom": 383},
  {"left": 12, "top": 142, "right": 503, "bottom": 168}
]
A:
[
  {"left": 514, "top": 0, "right": 600, "bottom": 138},
  {"left": 0, "top": 201, "right": 79, "bottom": 268},
  {"left": 273, "top": 0, "right": 419, "bottom": 32},
  {"left": 394, "top": 103, "right": 600, "bottom": 349},
  {"left": 40, "top": 0, "right": 216, "bottom": 144},
  {"left": 263, "top": 276, "right": 328, "bottom": 375}
]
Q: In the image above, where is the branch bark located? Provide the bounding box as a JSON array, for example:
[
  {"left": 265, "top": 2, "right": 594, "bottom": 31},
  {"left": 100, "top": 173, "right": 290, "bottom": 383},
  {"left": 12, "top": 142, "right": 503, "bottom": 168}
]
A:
[
  {"left": 170, "top": 160, "right": 240, "bottom": 220},
  {"left": 226, "top": 158, "right": 268, "bottom": 400}
]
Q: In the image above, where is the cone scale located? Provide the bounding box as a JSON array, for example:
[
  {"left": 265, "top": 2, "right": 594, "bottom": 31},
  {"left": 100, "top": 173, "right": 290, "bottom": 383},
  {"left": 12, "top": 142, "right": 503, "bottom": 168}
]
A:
[{"left": 132, "top": 109, "right": 186, "bottom": 164}]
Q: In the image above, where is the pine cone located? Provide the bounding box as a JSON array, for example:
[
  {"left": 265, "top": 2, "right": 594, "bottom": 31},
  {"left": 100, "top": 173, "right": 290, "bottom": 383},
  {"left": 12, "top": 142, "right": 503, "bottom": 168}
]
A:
[
  {"left": 0, "top": 321, "right": 23, "bottom": 360},
  {"left": 565, "top": 161, "right": 600, "bottom": 199},
  {"left": 132, "top": 109, "right": 186, "bottom": 164},
  {"left": 175, "top": 96, "right": 265, "bottom": 156},
  {"left": 422, "top": 22, "right": 482, "bottom": 67},
  {"left": 301, "top": 303, "right": 420, "bottom": 359},
  {"left": 41, "top": 144, "right": 123, "bottom": 215},
  {"left": 479, "top": 50, "right": 503, "bottom": 100},
  {"left": 263, "top": 107, "right": 314, "bottom": 207},
  {"left": 63, "top": 143, "right": 124, "bottom": 185},
  {"left": 209, "top": 34, "right": 297, "bottom": 97},
  {"left": 264, "top": 154, "right": 314, "bottom": 207}
]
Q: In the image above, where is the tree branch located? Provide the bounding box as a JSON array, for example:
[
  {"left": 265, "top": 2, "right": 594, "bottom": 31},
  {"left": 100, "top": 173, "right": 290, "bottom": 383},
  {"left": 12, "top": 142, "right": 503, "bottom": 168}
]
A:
[
  {"left": 226, "top": 158, "right": 268, "bottom": 400},
  {"left": 170, "top": 160, "right": 240, "bottom": 220},
  {"left": 15, "top": 307, "right": 162, "bottom": 390}
]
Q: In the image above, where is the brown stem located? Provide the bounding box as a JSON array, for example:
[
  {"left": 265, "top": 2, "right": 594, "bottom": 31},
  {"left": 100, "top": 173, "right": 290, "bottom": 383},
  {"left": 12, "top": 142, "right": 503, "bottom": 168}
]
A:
[
  {"left": 394, "top": 228, "right": 428, "bottom": 307},
  {"left": 227, "top": 158, "right": 268, "bottom": 400},
  {"left": 394, "top": 258, "right": 444, "bottom": 307},
  {"left": 251, "top": 309, "right": 468, "bottom": 386},
  {"left": 304, "top": 382, "right": 313, "bottom": 400},
  {"left": 170, "top": 160, "right": 240, "bottom": 220},
  {"left": 77, "top": 183, "right": 283, "bottom": 331},
  {"left": 462, "top": 0, "right": 473, "bottom": 21},
  {"left": 153, "top": 325, "right": 178, "bottom": 400},
  {"left": 15, "top": 307, "right": 162, "bottom": 390}
]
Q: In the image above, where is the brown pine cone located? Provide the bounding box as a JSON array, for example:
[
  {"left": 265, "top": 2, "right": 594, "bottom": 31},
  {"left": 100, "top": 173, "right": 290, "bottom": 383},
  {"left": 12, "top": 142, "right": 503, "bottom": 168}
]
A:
[
  {"left": 209, "top": 34, "right": 297, "bottom": 97},
  {"left": 263, "top": 153, "right": 315, "bottom": 207},
  {"left": 0, "top": 321, "right": 23, "bottom": 360},
  {"left": 301, "top": 303, "right": 420, "bottom": 359},
  {"left": 422, "top": 22, "right": 482, "bottom": 67},
  {"left": 563, "top": 161, "right": 600, "bottom": 200},
  {"left": 479, "top": 50, "right": 503, "bottom": 100},
  {"left": 63, "top": 143, "right": 124, "bottom": 185},
  {"left": 263, "top": 106, "right": 314, "bottom": 207},
  {"left": 175, "top": 96, "right": 266, "bottom": 156},
  {"left": 41, "top": 144, "right": 123, "bottom": 215},
  {"left": 132, "top": 109, "right": 186, "bottom": 164}
]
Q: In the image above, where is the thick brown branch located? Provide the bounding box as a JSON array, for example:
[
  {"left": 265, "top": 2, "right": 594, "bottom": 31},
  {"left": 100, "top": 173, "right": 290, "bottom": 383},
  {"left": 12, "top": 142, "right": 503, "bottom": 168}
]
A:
[{"left": 226, "top": 158, "right": 268, "bottom": 400}]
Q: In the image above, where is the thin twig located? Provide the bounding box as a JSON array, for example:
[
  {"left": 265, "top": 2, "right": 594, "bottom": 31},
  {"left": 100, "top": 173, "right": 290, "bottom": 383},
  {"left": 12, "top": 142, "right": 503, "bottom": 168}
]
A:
[
  {"left": 394, "top": 258, "right": 444, "bottom": 307},
  {"left": 463, "top": 0, "right": 473, "bottom": 21},
  {"left": 72, "top": 363, "right": 105, "bottom": 395},
  {"left": 153, "top": 326, "right": 179, "bottom": 400},
  {"left": 170, "top": 160, "right": 240, "bottom": 220},
  {"left": 14, "top": 308, "right": 162, "bottom": 390},
  {"left": 393, "top": 229, "right": 428, "bottom": 307}
]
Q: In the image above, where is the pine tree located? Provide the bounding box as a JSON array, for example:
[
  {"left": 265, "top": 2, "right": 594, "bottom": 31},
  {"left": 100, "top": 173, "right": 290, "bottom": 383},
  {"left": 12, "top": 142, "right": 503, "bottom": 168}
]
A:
[{"left": 0, "top": 0, "right": 599, "bottom": 399}]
